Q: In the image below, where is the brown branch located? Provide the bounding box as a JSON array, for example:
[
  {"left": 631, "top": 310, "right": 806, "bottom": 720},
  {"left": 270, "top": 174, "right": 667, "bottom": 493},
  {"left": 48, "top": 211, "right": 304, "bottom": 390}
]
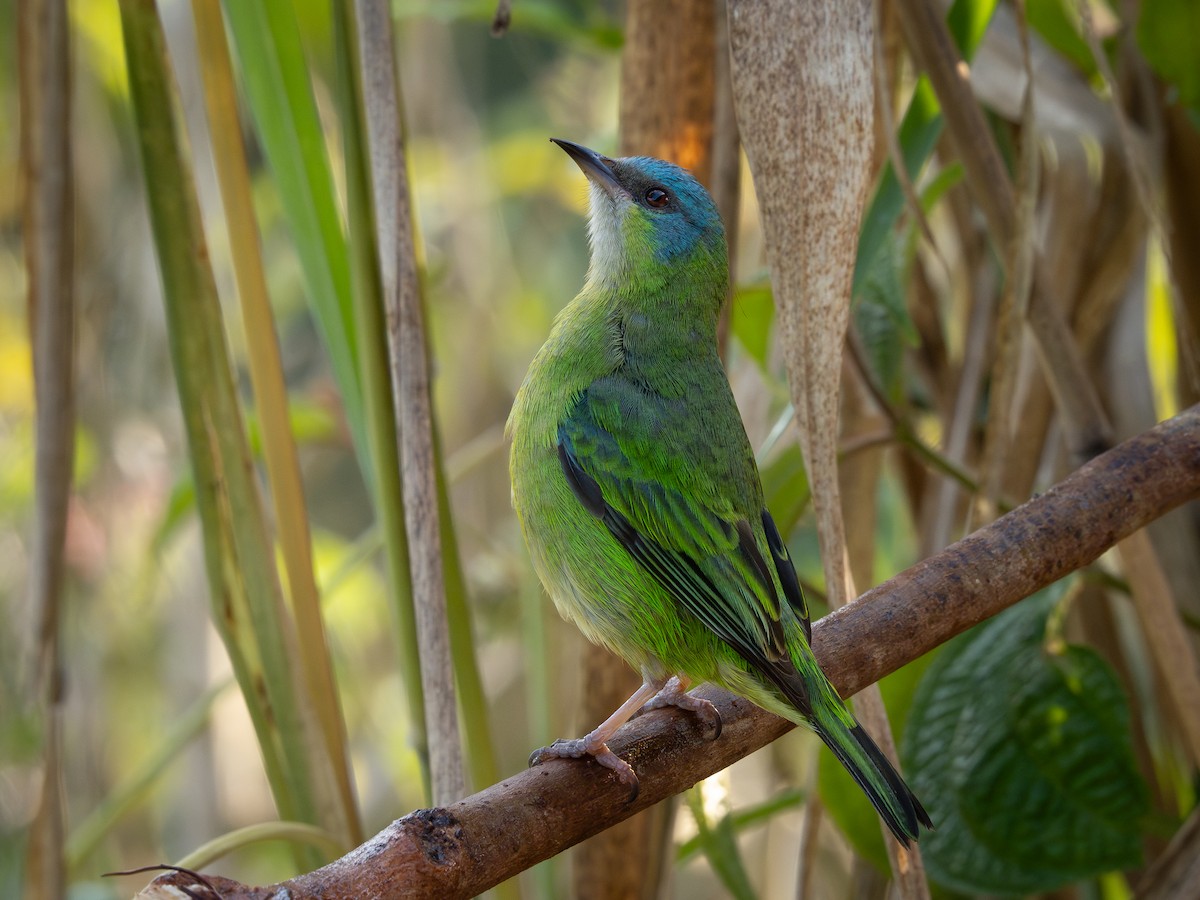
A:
[{"left": 137, "top": 405, "right": 1200, "bottom": 899}]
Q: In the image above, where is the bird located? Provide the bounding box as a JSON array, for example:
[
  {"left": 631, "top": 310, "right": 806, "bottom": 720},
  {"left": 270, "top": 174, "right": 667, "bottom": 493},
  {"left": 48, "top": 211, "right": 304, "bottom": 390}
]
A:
[{"left": 507, "top": 138, "right": 932, "bottom": 845}]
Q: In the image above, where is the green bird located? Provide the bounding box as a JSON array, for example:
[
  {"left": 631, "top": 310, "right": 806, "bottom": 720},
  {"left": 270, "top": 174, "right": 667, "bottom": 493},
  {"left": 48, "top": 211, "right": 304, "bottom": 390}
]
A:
[{"left": 508, "top": 138, "right": 931, "bottom": 845}]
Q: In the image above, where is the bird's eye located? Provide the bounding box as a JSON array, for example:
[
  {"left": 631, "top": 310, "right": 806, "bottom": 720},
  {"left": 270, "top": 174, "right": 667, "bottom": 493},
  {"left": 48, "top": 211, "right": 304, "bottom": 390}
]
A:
[{"left": 644, "top": 187, "right": 670, "bottom": 208}]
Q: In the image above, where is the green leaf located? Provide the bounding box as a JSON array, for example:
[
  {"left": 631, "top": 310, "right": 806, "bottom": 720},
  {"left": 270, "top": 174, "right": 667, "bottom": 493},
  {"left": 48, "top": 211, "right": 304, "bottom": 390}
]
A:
[
  {"left": 853, "top": 0, "right": 997, "bottom": 300},
  {"left": 948, "top": 0, "right": 1003, "bottom": 59},
  {"left": 901, "top": 582, "right": 1148, "bottom": 894},
  {"left": 853, "top": 228, "right": 919, "bottom": 405},
  {"left": 759, "top": 443, "right": 810, "bottom": 539},
  {"left": 1138, "top": 0, "right": 1200, "bottom": 115},
  {"left": 676, "top": 789, "right": 806, "bottom": 863},
  {"left": 684, "top": 787, "right": 758, "bottom": 900},
  {"left": 853, "top": 78, "right": 942, "bottom": 300},
  {"left": 220, "top": 0, "right": 368, "bottom": 483},
  {"left": 730, "top": 283, "right": 775, "bottom": 372},
  {"left": 1027, "top": 0, "right": 1097, "bottom": 77}
]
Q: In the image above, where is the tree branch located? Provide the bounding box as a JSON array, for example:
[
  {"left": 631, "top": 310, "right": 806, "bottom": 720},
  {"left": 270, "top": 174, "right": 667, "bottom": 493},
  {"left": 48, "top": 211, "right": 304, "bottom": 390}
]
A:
[{"left": 139, "top": 405, "right": 1200, "bottom": 899}]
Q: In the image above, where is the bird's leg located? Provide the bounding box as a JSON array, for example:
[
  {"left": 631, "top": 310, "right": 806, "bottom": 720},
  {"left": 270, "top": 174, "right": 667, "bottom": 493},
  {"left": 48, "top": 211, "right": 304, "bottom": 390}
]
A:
[
  {"left": 638, "top": 675, "right": 723, "bottom": 740},
  {"left": 529, "top": 675, "right": 668, "bottom": 801}
]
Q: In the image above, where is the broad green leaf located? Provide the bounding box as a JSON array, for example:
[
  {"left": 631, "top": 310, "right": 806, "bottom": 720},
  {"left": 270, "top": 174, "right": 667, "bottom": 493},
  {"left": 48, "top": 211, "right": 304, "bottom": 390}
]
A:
[
  {"left": 901, "top": 582, "right": 1147, "bottom": 894},
  {"left": 1138, "top": 0, "right": 1200, "bottom": 115},
  {"left": 853, "top": 228, "right": 919, "bottom": 405},
  {"left": 1028, "top": 0, "right": 1097, "bottom": 77}
]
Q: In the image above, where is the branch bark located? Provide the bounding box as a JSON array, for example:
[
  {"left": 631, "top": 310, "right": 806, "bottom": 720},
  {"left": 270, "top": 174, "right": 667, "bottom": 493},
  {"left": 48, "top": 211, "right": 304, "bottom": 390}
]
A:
[{"left": 138, "top": 404, "right": 1200, "bottom": 899}]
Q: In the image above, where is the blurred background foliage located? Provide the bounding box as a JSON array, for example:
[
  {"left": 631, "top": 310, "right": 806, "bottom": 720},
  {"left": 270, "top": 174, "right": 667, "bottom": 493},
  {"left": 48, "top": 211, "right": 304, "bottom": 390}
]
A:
[{"left": 4, "top": 0, "right": 1200, "bottom": 898}]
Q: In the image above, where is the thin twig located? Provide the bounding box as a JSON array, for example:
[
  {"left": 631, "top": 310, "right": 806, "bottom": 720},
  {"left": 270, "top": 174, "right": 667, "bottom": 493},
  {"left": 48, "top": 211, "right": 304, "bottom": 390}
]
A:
[
  {"left": 972, "top": 0, "right": 1038, "bottom": 530},
  {"left": 870, "top": 0, "right": 951, "bottom": 285},
  {"left": 490, "top": 0, "right": 512, "bottom": 36}
]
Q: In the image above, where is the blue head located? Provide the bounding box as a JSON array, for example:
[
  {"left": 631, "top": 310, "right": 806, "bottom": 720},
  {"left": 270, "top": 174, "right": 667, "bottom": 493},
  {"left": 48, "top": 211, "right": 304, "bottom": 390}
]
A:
[{"left": 552, "top": 139, "right": 727, "bottom": 290}]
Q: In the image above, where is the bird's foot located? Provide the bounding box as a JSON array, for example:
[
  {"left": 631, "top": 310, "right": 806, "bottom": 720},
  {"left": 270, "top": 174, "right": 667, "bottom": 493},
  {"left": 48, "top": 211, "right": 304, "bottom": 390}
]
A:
[
  {"left": 529, "top": 736, "right": 641, "bottom": 802},
  {"left": 638, "top": 676, "right": 722, "bottom": 740}
]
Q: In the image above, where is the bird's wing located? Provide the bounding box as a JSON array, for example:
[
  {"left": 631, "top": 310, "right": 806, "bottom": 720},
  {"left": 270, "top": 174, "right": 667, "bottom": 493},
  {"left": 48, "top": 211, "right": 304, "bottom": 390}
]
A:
[{"left": 558, "top": 381, "right": 810, "bottom": 673}]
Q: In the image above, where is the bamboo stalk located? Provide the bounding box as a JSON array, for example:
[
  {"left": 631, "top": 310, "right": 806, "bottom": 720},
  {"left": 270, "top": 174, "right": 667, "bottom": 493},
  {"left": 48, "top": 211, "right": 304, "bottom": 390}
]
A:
[
  {"left": 351, "top": 0, "right": 497, "bottom": 804},
  {"left": 20, "top": 0, "right": 74, "bottom": 895},
  {"left": 120, "top": 0, "right": 336, "bottom": 865},
  {"left": 348, "top": 0, "right": 464, "bottom": 806},
  {"left": 190, "top": 0, "right": 362, "bottom": 846},
  {"left": 330, "top": 0, "right": 431, "bottom": 797}
]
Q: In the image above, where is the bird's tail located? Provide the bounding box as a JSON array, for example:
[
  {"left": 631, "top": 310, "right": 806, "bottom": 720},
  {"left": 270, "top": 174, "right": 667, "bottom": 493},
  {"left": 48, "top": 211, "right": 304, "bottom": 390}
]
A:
[{"left": 810, "top": 694, "right": 932, "bottom": 846}]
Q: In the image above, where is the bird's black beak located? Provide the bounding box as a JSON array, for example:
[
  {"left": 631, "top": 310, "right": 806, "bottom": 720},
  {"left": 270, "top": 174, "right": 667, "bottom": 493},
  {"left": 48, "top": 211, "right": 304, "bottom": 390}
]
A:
[{"left": 551, "top": 138, "right": 628, "bottom": 200}]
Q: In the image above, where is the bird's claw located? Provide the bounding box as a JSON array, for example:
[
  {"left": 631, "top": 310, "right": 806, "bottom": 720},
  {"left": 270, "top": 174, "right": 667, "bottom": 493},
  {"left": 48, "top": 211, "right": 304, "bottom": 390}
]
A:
[
  {"left": 637, "top": 680, "right": 723, "bottom": 741},
  {"left": 528, "top": 737, "right": 587, "bottom": 766},
  {"left": 528, "top": 738, "right": 641, "bottom": 803}
]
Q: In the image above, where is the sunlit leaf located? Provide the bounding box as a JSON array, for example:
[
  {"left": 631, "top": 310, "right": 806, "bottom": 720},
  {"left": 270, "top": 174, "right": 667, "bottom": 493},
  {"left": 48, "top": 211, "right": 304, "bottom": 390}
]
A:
[
  {"left": 220, "top": 0, "right": 367, "bottom": 481},
  {"left": 947, "top": 0, "right": 1002, "bottom": 57}
]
